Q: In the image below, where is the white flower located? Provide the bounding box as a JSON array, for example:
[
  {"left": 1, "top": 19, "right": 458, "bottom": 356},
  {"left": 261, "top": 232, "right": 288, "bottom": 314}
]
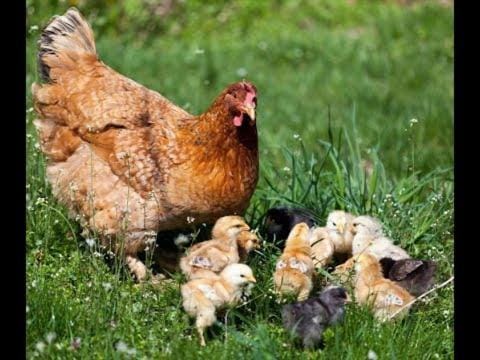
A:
[
  {"left": 85, "top": 238, "right": 95, "bottom": 247},
  {"left": 186, "top": 216, "right": 195, "bottom": 224},
  {"left": 26, "top": 305, "right": 29, "bottom": 313},
  {"left": 29, "top": 25, "right": 39, "bottom": 33},
  {"left": 27, "top": 107, "right": 34, "bottom": 113},
  {"left": 194, "top": 48, "right": 205, "bottom": 55},
  {"left": 236, "top": 68, "right": 248, "bottom": 77},
  {"left": 46, "top": 332, "right": 56, "bottom": 344},
  {"left": 70, "top": 337, "right": 81, "bottom": 350},
  {"left": 102, "top": 282, "right": 113, "bottom": 291},
  {"left": 116, "top": 341, "right": 129, "bottom": 352},
  {"left": 35, "top": 341, "right": 46, "bottom": 352},
  {"left": 293, "top": 133, "right": 302, "bottom": 141},
  {"left": 283, "top": 166, "right": 291, "bottom": 172},
  {"left": 368, "top": 350, "right": 378, "bottom": 360}
]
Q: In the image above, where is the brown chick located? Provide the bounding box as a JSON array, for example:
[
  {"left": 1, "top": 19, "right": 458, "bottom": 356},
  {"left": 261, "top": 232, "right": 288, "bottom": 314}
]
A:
[
  {"left": 352, "top": 253, "right": 415, "bottom": 321},
  {"left": 32, "top": 9, "right": 259, "bottom": 281},
  {"left": 181, "top": 263, "right": 256, "bottom": 346},
  {"left": 179, "top": 216, "right": 250, "bottom": 280},
  {"left": 274, "top": 223, "right": 314, "bottom": 301},
  {"left": 236, "top": 230, "right": 261, "bottom": 262}
]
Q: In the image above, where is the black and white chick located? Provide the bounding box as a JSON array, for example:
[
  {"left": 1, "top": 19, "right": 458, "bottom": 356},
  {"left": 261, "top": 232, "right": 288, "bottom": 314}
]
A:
[
  {"left": 380, "top": 257, "right": 437, "bottom": 297},
  {"left": 263, "top": 207, "right": 317, "bottom": 248},
  {"left": 281, "top": 286, "right": 348, "bottom": 349}
]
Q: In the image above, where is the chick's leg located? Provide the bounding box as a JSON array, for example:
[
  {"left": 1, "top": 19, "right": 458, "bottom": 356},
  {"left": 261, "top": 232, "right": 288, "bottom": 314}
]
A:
[{"left": 196, "top": 305, "right": 216, "bottom": 347}]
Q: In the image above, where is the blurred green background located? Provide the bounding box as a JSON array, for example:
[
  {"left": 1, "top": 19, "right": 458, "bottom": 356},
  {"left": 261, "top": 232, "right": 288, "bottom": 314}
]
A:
[{"left": 26, "top": 0, "right": 453, "bottom": 179}]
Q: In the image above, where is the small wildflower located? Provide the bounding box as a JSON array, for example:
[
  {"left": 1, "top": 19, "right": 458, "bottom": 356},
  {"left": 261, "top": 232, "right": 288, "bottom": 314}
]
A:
[
  {"left": 29, "top": 25, "right": 39, "bottom": 34},
  {"left": 70, "top": 337, "right": 81, "bottom": 350},
  {"left": 194, "top": 48, "right": 205, "bottom": 55},
  {"left": 102, "top": 282, "right": 113, "bottom": 291},
  {"left": 283, "top": 166, "right": 291, "bottom": 172},
  {"left": 116, "top": 341, "right": 129, "bottom": 352},
  {"left": 368, "top": 350, "right": 378, "bottom": 360},
  {"left": 46, "top": 332, "right": 56, "bottom": 344},
  {"left": 26, "top": 305, "right": 29, "bottom": 313},
  {"left": 236, "top": 67, "right": 248, "bottom": 77},
  {"left": 409, "top": 118, "right": 419, "bottom": 126},
  {"left": 35, "top": 341, "right": 46, "bottom": 353},
  {"left": 27, "top": 107, "right": 34, "bottom": 113},
  {"left": 258, "top": 41, "right": 268, "bottom": 50},
  {"left": 93, "top": 251, "right": 102, "bottom": 258},
  {"left": 293, "top": 133, "right": 302, "bottom": 141},
  {"left": 186, "top": 216, "right": 195, "bottom": 224}
]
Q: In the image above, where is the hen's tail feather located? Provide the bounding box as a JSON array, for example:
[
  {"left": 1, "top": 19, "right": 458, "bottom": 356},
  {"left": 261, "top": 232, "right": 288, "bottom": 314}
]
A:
[{"left": 38, "top": 7, "right": 97, "bottom": 82}]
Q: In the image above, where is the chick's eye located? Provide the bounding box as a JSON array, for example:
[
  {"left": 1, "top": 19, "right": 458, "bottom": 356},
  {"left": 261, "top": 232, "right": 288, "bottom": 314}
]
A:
[
  {"left": 240, "top": 274, "right": 245, "bottom": 277},
  {"left": 332, "top": 222, "right": 336, "bottom": 227}
]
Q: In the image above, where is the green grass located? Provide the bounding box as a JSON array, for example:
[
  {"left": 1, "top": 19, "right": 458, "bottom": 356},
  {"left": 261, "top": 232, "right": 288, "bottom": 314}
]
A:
[{"left": 26, "top": 1, "right": 453, "bottom": 358}]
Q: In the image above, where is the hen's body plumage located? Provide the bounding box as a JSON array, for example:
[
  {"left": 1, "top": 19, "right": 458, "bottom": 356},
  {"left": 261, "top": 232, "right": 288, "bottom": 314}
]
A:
[{"left": 32, "top": 9, "right": 259, "bottom": 280}]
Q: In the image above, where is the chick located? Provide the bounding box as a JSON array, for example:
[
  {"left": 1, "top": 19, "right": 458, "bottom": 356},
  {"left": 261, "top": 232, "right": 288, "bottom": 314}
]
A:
[
  {"left": 380, "top": 257, "right": 437, "bottom": 297},
  {"left": 180, "top": 216, "right": 250, "bottom": 280},
  {"left": 351, "top": 215, "right": 410, "bottom": 261},
  {"left": 281, "top": 286, "right": 348, "bottom": 349},
  {"left": 353, "top": 253, "right": 415, "bottom": 321},
  {"left": 325, "top": 210, "right": 355, "bottom": 255},
  {"left": 236, "top": 230, "right": 261, "bottom": 262},
  {"left": 308, "top": 227, "right": 335, "bottom": 268},
  {"left": 264, "top": 207, "right": 316, "bottom": 248},
  {"left": 181, "top": 263, "right": 256, "bottom": 346},
  {"left": 274, "top": 223, "right": 315, "bottom": 301}
]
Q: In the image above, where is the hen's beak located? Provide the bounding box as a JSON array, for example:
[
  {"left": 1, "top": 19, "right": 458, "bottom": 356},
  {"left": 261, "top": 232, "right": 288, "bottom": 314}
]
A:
[{"left": 243, "top": 105, "right": 256, "bottom": 125}]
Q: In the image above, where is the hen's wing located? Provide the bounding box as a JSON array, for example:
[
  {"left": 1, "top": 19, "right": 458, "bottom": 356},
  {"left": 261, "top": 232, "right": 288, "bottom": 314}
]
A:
[{"left": 33, "top": 9, "right": 192, "bottom": 198}]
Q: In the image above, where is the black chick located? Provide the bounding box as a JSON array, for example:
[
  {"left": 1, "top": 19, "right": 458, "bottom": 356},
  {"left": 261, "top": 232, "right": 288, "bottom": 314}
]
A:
[
  {"left": 281, "top": 286, "right": 348, "bottom": 349},
  {"left": 264, "top": 207, "right": 316, "bottom": 248},
  {"left": 380, "top": 257, "right": 437, "bottom": 297}
]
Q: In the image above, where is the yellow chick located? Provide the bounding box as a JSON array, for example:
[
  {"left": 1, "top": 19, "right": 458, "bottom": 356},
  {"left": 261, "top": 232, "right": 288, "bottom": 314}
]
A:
[
  {"left": 352, "top": 253, "right": 415, "bottom": 321},
  {"left": 274, "top": 223, "right": 314, "bottom": 301},
  {"left": 180, "top": 216, "right": 250, "bottom": 280},
  {"left": 181, "top": 263, "right": 256, "bottom": 346},
  {"left": 325, "top": 210, "right": 355, "bottom": 254},
  {"left": 351, "top": 215, "right": 410, "bottom": 261},
  {"left": 308, "top": 226, "right": 335, "bottom": 268}
]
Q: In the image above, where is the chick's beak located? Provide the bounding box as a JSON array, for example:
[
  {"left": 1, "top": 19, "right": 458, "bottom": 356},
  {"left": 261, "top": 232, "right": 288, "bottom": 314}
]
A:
[
  {"left": 243, "top": 105, "right": 256, "bottom": 125},
  {"left": 337, "top": 224, "right": 345, "bottom": 234},
  {"left": 247, "top": 275, "right": 257, "bottom": 283}
]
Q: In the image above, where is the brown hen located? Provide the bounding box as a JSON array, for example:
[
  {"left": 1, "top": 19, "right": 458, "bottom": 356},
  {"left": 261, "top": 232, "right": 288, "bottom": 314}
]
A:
[{"left": 32, "top": 9, "right": 259, "bottom": 280}]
